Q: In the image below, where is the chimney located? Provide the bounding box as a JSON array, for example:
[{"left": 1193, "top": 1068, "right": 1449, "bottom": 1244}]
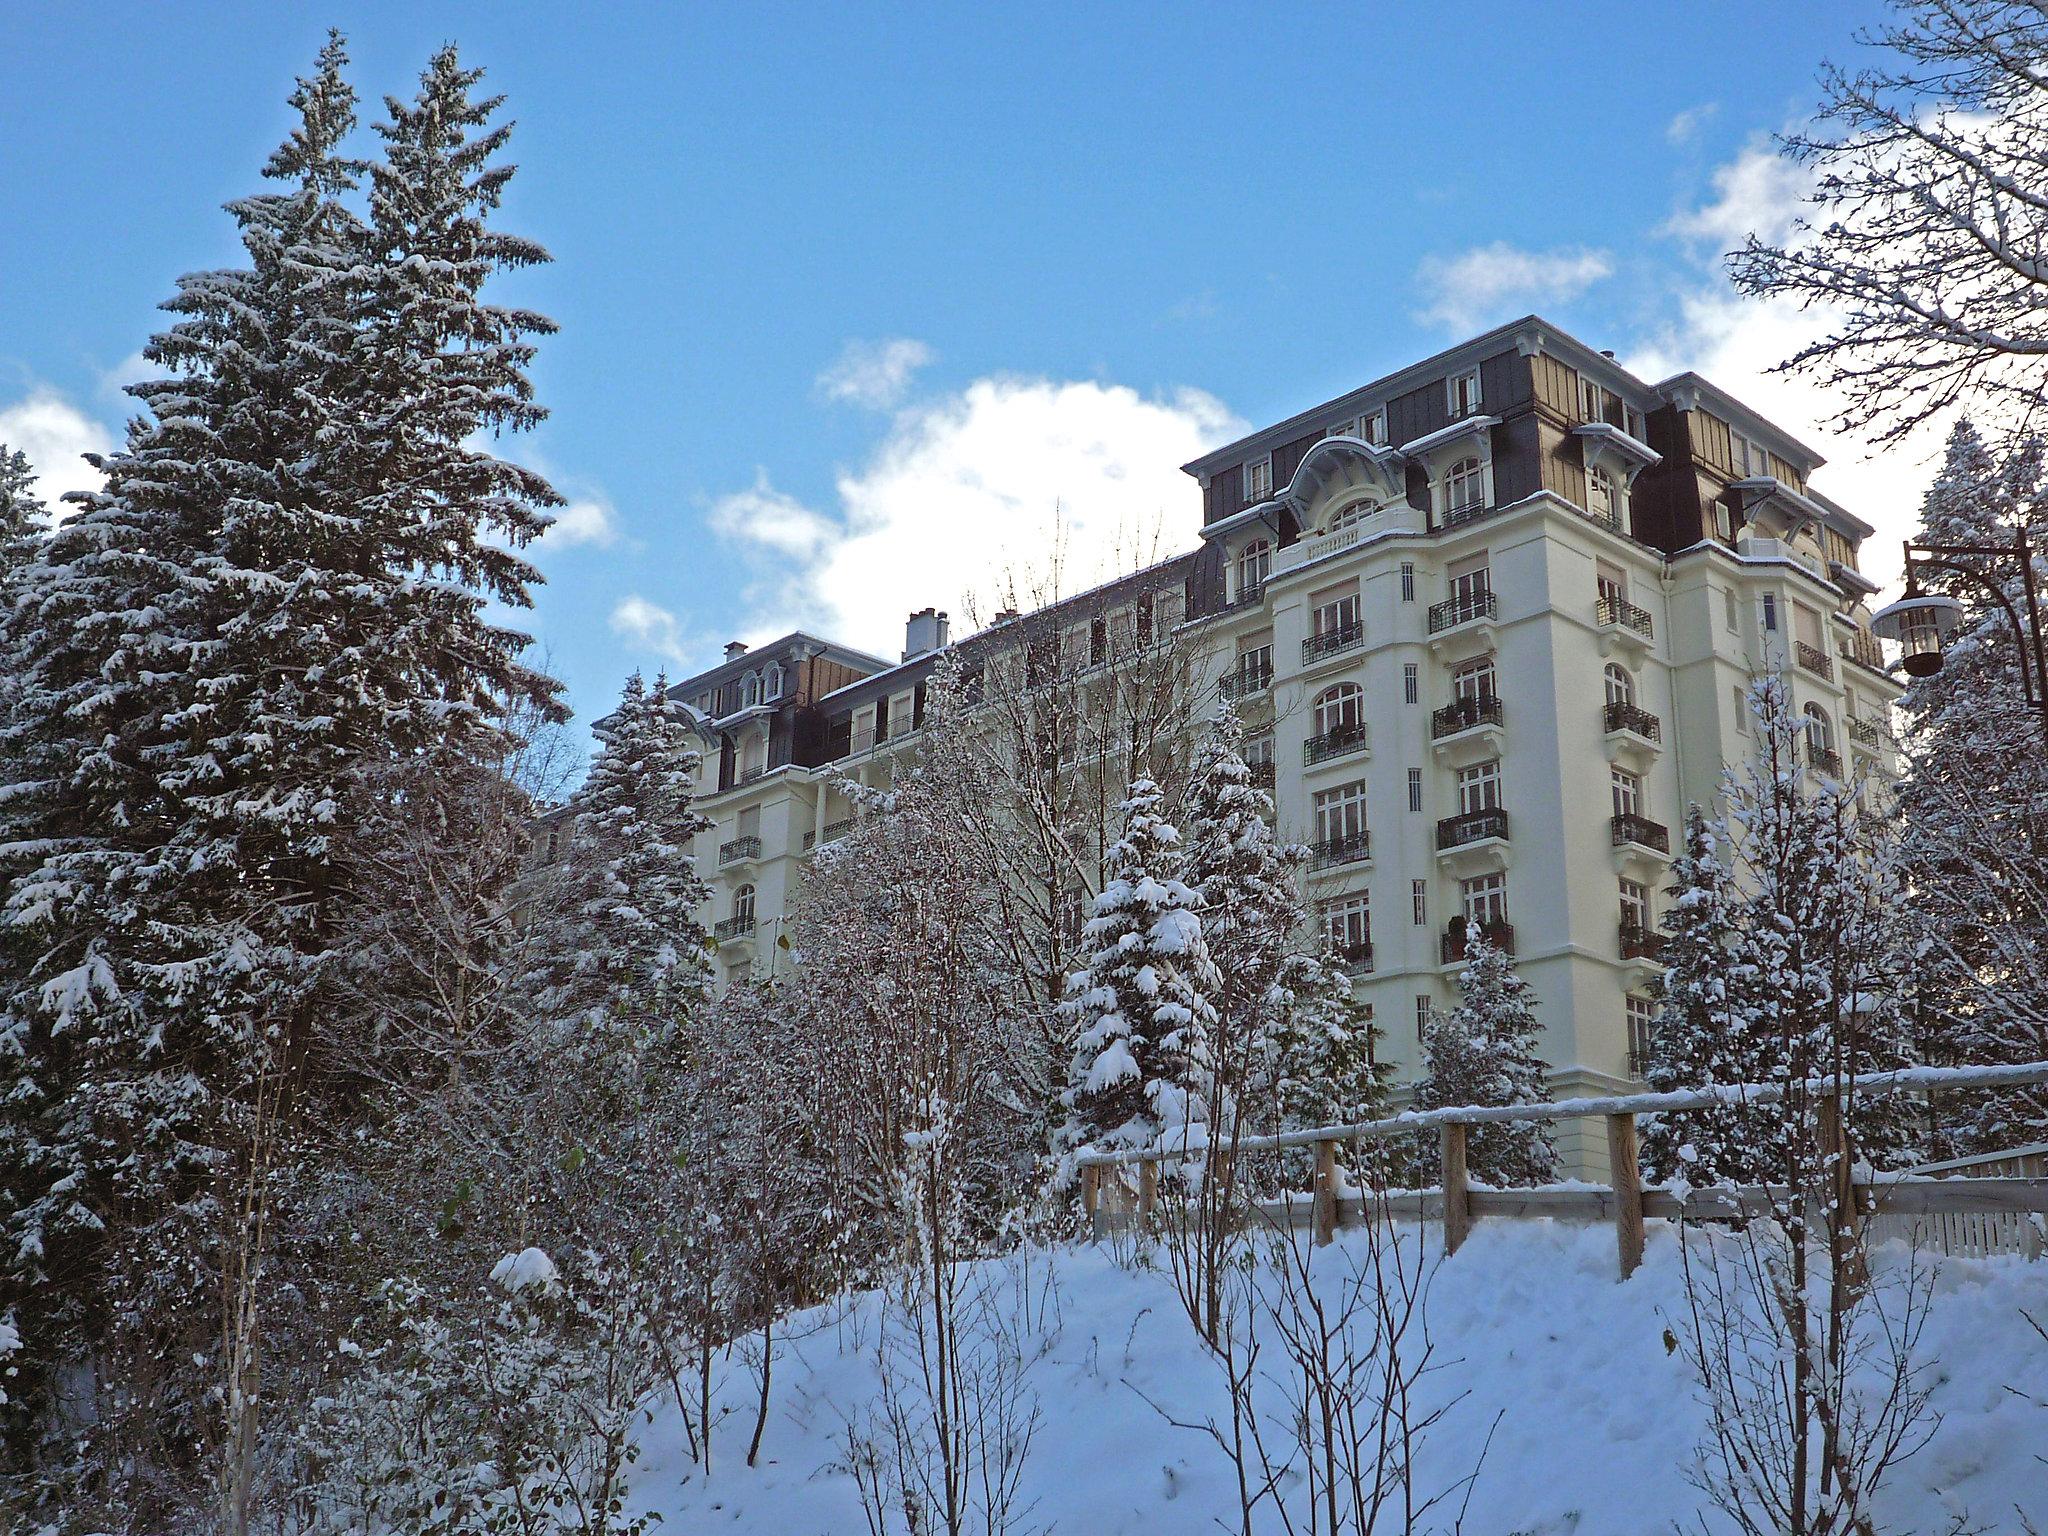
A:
[
  {"left": 993, "top": 607, "right": 1019, "bottom": 625},
  {"left": 723, "top": 640, "right": 749, "bottom": 660},
  {"left": 1600, "top": 349, "right": 1616, "bottom": 360},
  {"left": 903, "top": 607, "right": 951, "bottom": 661}
]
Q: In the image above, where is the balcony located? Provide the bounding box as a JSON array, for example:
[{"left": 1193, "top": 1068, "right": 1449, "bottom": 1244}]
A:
[
  {"left": 802, "top": 817, "right": 856, "bottom": 852},
  {"left": 1303, "top": 621, "right": 1365, "bottom": 666},
  {"left": 1220, "top": 580, "right": 1266, "bottom": 615},
  {"left": 1619, "top": 922, "right": 1666, "bottom": 961},
  {"left": 1333, "top": 941, "right": 1375, "bottom": 975},
  {"left": 1627, "top": 1042, "right": 1655, "bottom": 1079},
  {"left": 1602, "top": 700, "right": 1662, "bottom": 743},
  {"left": 1595, "top": 595, "right": 1653, "bottom": 640},
  {"left": 1794, "top": 640, "right": 1834, "bottom": 681},
  {"left": 718, "top": 835, "right": 762, "bottom": 865},
  {"left": 1610, "top": 813, "right": 1670, "bottom": 855},
  {"left": 714, "top": 914, "right": 756, "bottom": 943},
  {"left": 1248, "top": 760, "right": 1277, "bottom": 792},
  {"left": 1807, "top": 742, "right": 1843, "bottom": 778},
  {"left": 1309, "top": 830, "right": 1373, "bottom": 871},
  {"left": 1442, "top": 920, "right": 1515, "bottom": 964},
  {"left": 1436, "top": 806, "right": 1509, "bottom": 852},
  {"left": 1432, "top": 694, "right": 1503, "bottom": 740},
  {"left": 1428, "top": 589, "right": 1497, "bottom": 634},
  {"left": 1441, "top": 499, "right": 1497, "bottom": 531},
  {"left": 1304, "top": 722, "right": 1370, "bottom": 767},
  {"left": 1218, "top": 660, "right": 1274, "bottom": 702},
  {"left": 1847, "top": 714, "right": 1884, "bottom": 750}
]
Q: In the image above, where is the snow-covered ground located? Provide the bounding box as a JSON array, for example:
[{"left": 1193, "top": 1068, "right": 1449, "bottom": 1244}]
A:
[{"left": 632, "top": 1221, "right": 2048, "bottom": 1534}]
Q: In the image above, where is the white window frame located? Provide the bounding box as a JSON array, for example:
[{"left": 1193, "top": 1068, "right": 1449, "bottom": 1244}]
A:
[
  {"left": 1407, "top": 767, "right": 1423, "bottom": 812},
  {"left": 1611, "top": 767, "right": 1642, "bottom": 819},
  {"left": 1444, "top": 455, "right": 1488, "bottom": 515},
  {"left": 1321, "top": 893, "right": 1371, "bottom": 955},
  {"left": 1236, "top": 537, "right": 1271, "bottom": 597},
  {"left": 1448, "top": 367, "right": 1483, "bottom": 418},
  {"left": 1244, "top": 455, "right": 1273, "bottom": 504},
  {"left": 1314, "top": 683, "right": 1364, "bottom": 736},
  {"left": 1618, "top": 877, "right": 1649, "bottom": 931},
  {"left": 1313, "top": 588, "right": 1360, "bottom": 639},
  {"left": 1454, "top": 657, "right": 1498, "bottom": 704},
  {"left": 1587, "top": 464, "right": 1618, "bottom": 526},
  {"left": 1363, "top": 407, "right": 1388, "bottom": 445},
  {"left": 1314, "top": 781, "right": 1369, "bottom": 845},
  {"left": 1731, "top": 429, "right": 1770, "bottom": 479},
  {"left": 1460, "top": 871, "right": 1508, "bottom": 926},
  {"left": 1403, "top": 662, "right": 1419, "bottom": 704},
  {"left": 1411, "top": 878, "right": 1428, "bottom": 926},
  {"left": 1457, "top": 759, "right": 1501, "bottom": 814},
  {"left": 1604, "top": 663, "right": 1635, "bottom": 708}
]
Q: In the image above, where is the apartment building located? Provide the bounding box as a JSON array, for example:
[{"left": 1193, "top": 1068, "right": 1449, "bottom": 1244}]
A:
[{"left": 653, "top": 315, "right": 1903, "bottom": 1156}]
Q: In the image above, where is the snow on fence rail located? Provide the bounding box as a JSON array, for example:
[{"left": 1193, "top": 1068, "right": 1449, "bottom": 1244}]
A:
[{"left": 1072, "top": 1061, "right": 2048, "bottom": 1279}]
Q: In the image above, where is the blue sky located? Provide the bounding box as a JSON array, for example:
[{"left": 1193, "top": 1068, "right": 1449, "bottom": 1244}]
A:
[{"left": 1, "top": 2, "right": 1922, "bottom": 742}]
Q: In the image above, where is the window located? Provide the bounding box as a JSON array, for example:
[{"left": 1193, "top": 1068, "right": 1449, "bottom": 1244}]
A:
[
  {"left": 1448, "top": 368, "right": 1482, "bottom": 417},
  {"left": 1136, "top": 595, "right": 1155, "bottom": 648},
  {"left": 1446, "top": 455, "right": 1487, "bottom": 514},
  {"left": 1315, "top": 782, "right": 1369, "bottom": 845},
  {"left": 1793, "top": 601, "right": 1824, "bottom": 654},
  {"left": 1723, "top": 589, "right": 1738, "bottom": 632},
  {"left": 1761, "top": 593, "right": 1779, "bottom": 632},
  {"left": 1322, "top": 894, "right": 1371, "bottom": 957},
  {"left": 1730, "top": 429, "right": 1770, "bottom": 479},
  {"left": 1457, "top": 760, "right": 1501, "bottom": 814},
  {"left": 733, "top": 884, "right": 756, "bottom": 926},
  {"left": 1804, "top": 703, "right": 1835, "bottom": 756},
  {"left": 1314, "top": 684, "right": 1364, "bottom": 736},
  {"left": 1327, "top": 498, "right": 1375, "bottom": 533},
  {"left": 1580, "top": 375, "right": 1610, "bottom": 424},
  {"left": 763, "top": 661, "right": 784, "bottom": 701},
  {"left": 1715, "top": 501, "right": 1738, "bottom": 542},
  {"left": 1447, "top": 555, "right": 1491, "bottom": 606},
  {"left": 1412, "top": 879, "right": 1428, "bottom": 926},
  {"left": 1403, "top": 663, "right": 1419, "bottom": 704},
  {"left": 1453, "top": 657, "right": 1497, "bottom": 704},
  {"left": 1313, "top": 587, "right": 1360, "bottom": 639},
  {"left": 1460, "top": 871, "right": 1507, "bottom": 926},
  {"left": 1627, "top": 995, "right": 1656, "bottom": 1076},
  {"left": 743, "top": 671, "right": 762, "bottom": 707},
  {"left": 1587, "top": 466, "right": 1618, "bottom": 527},
  {"left": 1611, "top": 768, "right": 1642, "bottom": 819},
  {"left": 1416, "top": 994, "right": 1434, "bottom": 1040},
  {"left": 1400, "top": 561, "right": 1415, "bottom": 601},
  {"left": 1407, "top": 767, "right": 1424, "bottom": 812},
  {"left": 738, "top": 805, "right": 760, "bottom": 838},
  {"left": 1596, "top": 561, "right": 1627, "bottom": 609},
  {"left": 1735, "top": 687, "right": 1751, "bottom": 734},
  {"left": 1089, "top": 616, "right": 1107, "bottom": 667},
  {"left": 1364, "top": 407, "right": 1388, "bottom": 445},
  {"left": 1604, "top": 663, "right": 1635, "bottom": 708},
  {"left": 1236, "top": 539, "right": 1271, "bottom": 596},
  {"left": 1324, "top": 418, "right": 1354, "bottom": 440},
  {"left": 1618, "top": 877, "right": 1649, "bottom": 932},
  {"left": 1244, "top": 734, "right": 1275, "bottom": 779},
  {"left": 1244, "top": 456, "right": 1273, "bottom": 503}
]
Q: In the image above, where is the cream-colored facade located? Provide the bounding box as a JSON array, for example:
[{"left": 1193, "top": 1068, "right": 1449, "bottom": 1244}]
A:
[{"left": 662, "top": 318, "right": 1903, "bottom": 1168}]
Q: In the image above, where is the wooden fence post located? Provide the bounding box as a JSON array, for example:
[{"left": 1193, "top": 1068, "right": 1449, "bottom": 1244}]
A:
[
  {"left": 1313, "top": 1137, "right": 1338, "bottom": 1247},
  {"left": 1441, "top": 1123, "right": 1470, "bottom": 1255},
  {"left": 1608, "top": 1112, "right": 1644, "bottom": 1280},
  {"left": 1138, "top": 1156, "right": 1158, "bottom": 1227},
  {"left": 1081, "top": 1164, "right": 1099, "bottom": 1225}
]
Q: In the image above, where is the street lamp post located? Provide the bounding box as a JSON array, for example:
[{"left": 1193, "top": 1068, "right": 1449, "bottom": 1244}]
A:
[{"left": 1871, "top": 527, "right": 2048, "bottom": 742}]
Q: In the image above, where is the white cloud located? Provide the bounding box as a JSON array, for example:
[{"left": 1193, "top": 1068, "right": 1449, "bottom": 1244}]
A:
[
  {"left": 709, "top": 375, "right": 1244, "bottom": 659},
  {"left": 1660, "top": 137, "right": 1809, "bottom": 251},
  {"left": 1665, "top": 102, "right": 1719, "bottom": 145},
  {"left": 546, "top": 496, "right": 619, "bottom": 548},
  {"left": 609, "top": 594, "right": 692, "bottom": 666},
  {"left": 816, "top": 337, "right": 936, "bottom": 409},
  {"left": 0, "top": 388, "right": 114, "bottom": 513},
  {"left": 1414, "top": 243, "right": 1614, "bottom": 333}
]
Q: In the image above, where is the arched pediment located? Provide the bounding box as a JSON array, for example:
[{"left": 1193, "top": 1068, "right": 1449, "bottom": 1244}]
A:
[{"left": 1277, "top": 436, "right": 1408, "bottom": 531}]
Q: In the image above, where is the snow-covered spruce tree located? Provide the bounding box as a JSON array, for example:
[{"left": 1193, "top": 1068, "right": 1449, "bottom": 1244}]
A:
[
  {"left": 529, "top": 672, "right": 712, "bottom": 1032},
  {"left": 1639, "top": 807, "right": 1778, "bottom": 1188},
  {"left": 1412, "top": 925, "right": 1556, "bottom": 1187},
  {"left": 1057, "top": 779, "right": 1223, "bottom": 1162},
  {"left": 1895, "top": 421, "right": 2048, "bottom": 1152},
  {"left": 0, "top": 445, "right": 42, "bottom": 578}
]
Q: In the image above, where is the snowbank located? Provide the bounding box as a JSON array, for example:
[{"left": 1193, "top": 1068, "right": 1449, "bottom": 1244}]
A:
[{"left": 630, "top": 1222, "right": 2048, "bottom": 1534}]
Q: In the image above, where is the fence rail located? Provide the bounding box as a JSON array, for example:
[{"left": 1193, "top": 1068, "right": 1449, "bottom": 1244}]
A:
[{"left": 1074, "top": 1061, "right": 2048, "bottom": 1278}]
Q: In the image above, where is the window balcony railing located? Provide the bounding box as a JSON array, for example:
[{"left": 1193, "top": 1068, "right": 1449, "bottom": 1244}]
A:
[
  {"left": 1441, "top": 499, "right": 1496, "bottom": 531},
  {"left": 718, "top": 835, "right": 762, "bottom": 865},
  {"left": 1441, "top": 920, "right": 1514, "bottom": 963},
  {"left": 846, "top": 727, "right": 878, "bottom": 757},
  {"left": 1794, "top": 640, "right": 1834, "bottom": 681},
  {"left": 1610, "top": 813, "right": 1670, "bottom": 854},
  {"left": 714, "top": 914, "right": 756, "bottom": 942},
  {"left": 1445, "top": 396, "right": 1487, "bottom": 424},
  {"left": 1218, "top": 661, "right": 1274, "bottom": 701},
  {"left": 1303, "top": 621, "right": 1365, "bottom": 665},
  {"left": 1595, "top": 595, "right": 1654, "bottom": 639},
  {"left": 1807, "top": 742, "right": 1843, "bottom": 778},
  {"left": 1847, "top": 714, "right": 1883, "bottom": 749},
  {"left": 1436, "top": 806, "right": 1509, "bottom": 850},
  {"left": 1619, "top": 922, "right": 1665, "bottom": 961},
  {"left": 1248, "top": 760, "right": 1277, "bottom": 791},
  {"left": 1627, "top": 1042, "right": 1655, "bottom": 1079},
  {"left": 1428, "top": 589, "right": 1496, "bottom": 634},
  {"left": 1222, "top": 580, "right": 1266, "bottom": 613},
  {"left": 1304, "top": 722, "right": 1370, "bottom": 766},
  {"left": 1334, "top": 941, "right": 1375, "bottom": 975},
  {"left": 1602, "top": 700, "right": 1662, "bottom": 742},
  {"left": 1432, "top": 694, "right": 1503, "bottom": 739},
  {"left": 803, "top": 817, "right": 856, "bottom": 851},
  {"left": 1309, "top": 830, "right": 1373, "bottom": 870}
]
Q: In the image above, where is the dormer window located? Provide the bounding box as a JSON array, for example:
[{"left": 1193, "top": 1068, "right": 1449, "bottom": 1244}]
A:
[
  {"left": 1587, "top": 465, "right": 1620, "bottom": 530},
  {"left": 1731, "top": 429, "right": 1771, "bottom": 479},
  {"left": 1236, "top": 539, "right": 1271, "bottom": 598},
  {"left": 1446, "top": 456, "right": 1487, "bottom": 516},
  {"left": 763, "top": 661, "right": 784, "bottom": 701},
  {"left": 1448, "top": 368, "right": 1483, "bottom": 419},
  {"left": 1244, "top": 456, "right": 1273, "bottom": 504},
  {"left": 1363, "top": 408, "right": 1387, "bottom": 445},
  {"left": 742, "top": 671, "right": 762, "bottom": 708}
]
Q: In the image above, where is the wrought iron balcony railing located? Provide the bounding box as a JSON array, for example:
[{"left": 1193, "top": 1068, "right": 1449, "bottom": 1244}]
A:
[
  {"left": 714, "top": 914, "right": 756, "bottom": 942},
  {"left": 1436, "top": 806, "right": 1509, "bottom": 850},
  {"left": 1807, "top": 743, "right": 1843, "bottom": 778},
  {"left": 1303, "top": 621, "right": 1365, "bottom": 665},
  {"left": 1218, "top": 660, "right": 1274, "bottom": 701},
  {"left": 718, "top": 835, "right": 762, "bottom": 865},
  {"left": 1619, "top": 922, "right": 1666, "bottom": 961},
  {"left": 1847, "top": 714, "right": 1883, "bottom": 749},
  {"left": 1610, "top": 813, "right": 1670, "bottom": 854},
  {"left": 1309, "top": 830, "right": 1373, "bottom": 870},
  {"left": 1441, "top": 499, "right": 1497, "bottom": 531},
  {"left": 1596, "top": 595, "right": 1654, "bottom": 638},
  {"left": 1428, "top": 589, "right": 1496, "bottom": 634},
  {"left": 1304, "top": 722, "right": 1370, "bottom": 766},
  {"left": 1334, "top": 942, "right": 1375, "bottom": 974},
  {"left": 1441, "top": 920, "right": 1514, "bottom": 963},
  {"left": 1248, "top": 760, "right": 1277, "bottom": 791},
  {"left": 1602, "top": 700, "right": 1662, "bottom": 742},
  {"left": 1794, "top": 640, "right": 1834, "bottom": 681},
  {"left": 1432, "top": 694, "right": 1503, "bottom": 739}
]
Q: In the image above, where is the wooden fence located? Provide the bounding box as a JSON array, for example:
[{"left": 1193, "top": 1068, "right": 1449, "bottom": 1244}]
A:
[{"left": 1072, "top": 1061, "right": 2048, "bottom": 1279}]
